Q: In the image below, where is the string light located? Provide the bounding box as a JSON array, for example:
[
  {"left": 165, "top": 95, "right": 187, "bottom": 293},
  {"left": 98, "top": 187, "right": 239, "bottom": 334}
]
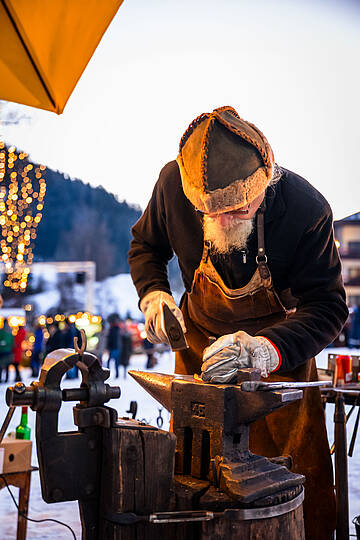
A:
[
  {"left": 0, "top": 142, "right": 46, "bottom": 291},
  {"left": 38, "top": 312, "right": 102, "bottom": 325}
]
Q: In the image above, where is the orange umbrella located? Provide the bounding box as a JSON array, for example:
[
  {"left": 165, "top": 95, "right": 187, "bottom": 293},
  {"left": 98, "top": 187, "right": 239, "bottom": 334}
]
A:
[{"left": 0, "top": 0, "right": 124, "bottom": 114}]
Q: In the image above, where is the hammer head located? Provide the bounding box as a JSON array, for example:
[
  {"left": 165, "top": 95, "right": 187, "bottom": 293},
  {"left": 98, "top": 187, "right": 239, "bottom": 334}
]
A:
[{"left": 162, "top": 303, "right": 188, "bottom": 351}]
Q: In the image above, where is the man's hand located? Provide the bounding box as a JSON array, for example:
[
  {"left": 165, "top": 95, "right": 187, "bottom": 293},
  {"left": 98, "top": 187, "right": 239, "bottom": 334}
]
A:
[
  {"left": 201, "top": 330, "right": 280, "bottom": 383},
  {"left": 140, "top": 290, "right": 186, "bottom": 345}
]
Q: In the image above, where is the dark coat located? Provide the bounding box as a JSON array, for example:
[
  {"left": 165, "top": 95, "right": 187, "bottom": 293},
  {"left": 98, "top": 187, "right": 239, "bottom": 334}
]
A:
[
  {"left": 63, "top": 324, "right": 82, "bottom": 349},
  {"left": 46, "top": 328, "right": 65, "bottom": 354},
  {"left": 0, "top": 327, "right": 14, "bottom": 368},
  {"left": 106, "top": 324, "right": 122, "bottom": 351},
  {"left": 129, "top": 161, "right": 348, "bottom": 372}
]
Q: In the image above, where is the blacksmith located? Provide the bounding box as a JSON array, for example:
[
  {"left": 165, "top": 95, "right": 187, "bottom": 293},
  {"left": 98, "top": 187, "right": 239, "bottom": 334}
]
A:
[{"left": 129, "top": 106, "right": 348, "bottom": 540}]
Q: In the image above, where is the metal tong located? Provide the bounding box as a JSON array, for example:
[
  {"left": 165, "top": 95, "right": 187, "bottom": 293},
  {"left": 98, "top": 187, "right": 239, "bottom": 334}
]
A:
[{"left": 241, "top": 380, "right": 332, "bottom": 392}]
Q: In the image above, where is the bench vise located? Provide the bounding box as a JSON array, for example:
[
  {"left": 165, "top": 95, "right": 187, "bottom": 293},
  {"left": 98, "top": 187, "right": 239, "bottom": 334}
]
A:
[{"left": 6, "top": 347, "right": 121, "bottom": 538}]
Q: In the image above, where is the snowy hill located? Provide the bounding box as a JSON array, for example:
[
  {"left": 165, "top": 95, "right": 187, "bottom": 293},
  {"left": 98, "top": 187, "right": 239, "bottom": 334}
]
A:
[
  {"left": 95, "top": 273, "right": 143, "bottom": 320},
  {"left": 26, "top": 271, "right": 143, "bottom": 320}
]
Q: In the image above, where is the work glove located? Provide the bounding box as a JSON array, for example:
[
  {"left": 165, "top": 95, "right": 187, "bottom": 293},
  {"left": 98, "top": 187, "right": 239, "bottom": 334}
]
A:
[
  {"left": 201, "top": 330, "right": 280, "bottom": 383},
  {"left": 140, "top": 290, "right": 186, "bottom": 345}
]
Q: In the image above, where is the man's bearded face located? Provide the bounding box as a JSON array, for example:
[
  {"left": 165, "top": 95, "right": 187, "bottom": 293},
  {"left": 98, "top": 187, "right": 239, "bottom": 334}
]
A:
[
  {"left": 202, "top": 191, "right": 265, "bottom": 254},
  {"left": 203, "top": 214, "right": 254, "bottom": 254}
]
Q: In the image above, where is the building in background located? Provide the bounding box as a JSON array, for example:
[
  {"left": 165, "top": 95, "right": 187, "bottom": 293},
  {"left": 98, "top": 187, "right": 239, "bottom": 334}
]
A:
[{"left": 334, "top": 212, "right": 360, "bottom": 306}]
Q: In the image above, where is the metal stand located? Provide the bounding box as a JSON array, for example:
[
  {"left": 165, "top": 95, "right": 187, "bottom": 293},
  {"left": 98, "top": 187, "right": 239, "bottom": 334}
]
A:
[{"left": 334, "top": 392, "right": 349, "bottom": 540}]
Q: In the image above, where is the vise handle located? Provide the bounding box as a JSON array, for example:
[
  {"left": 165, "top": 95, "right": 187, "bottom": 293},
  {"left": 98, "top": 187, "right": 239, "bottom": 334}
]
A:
[
  {"left": 6, "top": 382, "right": 120, "bottom": 409},
  {"left": 105, "top": 510, "right": 213, "bottom": 525}
]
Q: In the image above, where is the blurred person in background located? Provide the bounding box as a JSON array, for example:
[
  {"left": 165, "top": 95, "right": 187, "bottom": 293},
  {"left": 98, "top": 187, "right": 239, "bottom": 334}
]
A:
[
  {"left": 94, "top": 321, "right": 108, "bottom": 366},
  {"left": 0, "top": 318, "right": 14, "bottom": 383},
  {"left": 64, "top": 317, "right": 82, "bottom": 379},
  {"left": 119, "top": 318, "right": 133, "bottom": 378},
  {"left": 106, "top": 314, "right": 123, "bottom": 378},
  {"left": 31, "top": 323, "right": 44, "bottom": 378},
  {"left": 143, "top": 337, "right": 157, "bottom": 369},
  {"left": 12, "top": 324, "right": 26, "bottom": 382},
  {"left": 64, "top": 317, "right": 82, "bottom": 349},
  {"left": 45, "top": 321, "right": 65, "bottom": 354}
]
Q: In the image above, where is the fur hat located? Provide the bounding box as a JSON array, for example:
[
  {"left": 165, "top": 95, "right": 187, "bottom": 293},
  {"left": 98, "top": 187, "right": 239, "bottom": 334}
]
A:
[{"left": 176, "top": 106, "right": 274, "bottom": 214}]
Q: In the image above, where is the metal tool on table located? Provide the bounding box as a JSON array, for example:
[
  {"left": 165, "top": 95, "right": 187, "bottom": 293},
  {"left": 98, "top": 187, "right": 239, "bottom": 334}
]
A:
[
  {"left": 329, "top": 398, "right": 357, "bottom": 455},
  {"left": 161, "top": 302, "right": 188, "bottom": 351},
  {"left": 323, "top": 387, "right": 360, "bottom": 457}
]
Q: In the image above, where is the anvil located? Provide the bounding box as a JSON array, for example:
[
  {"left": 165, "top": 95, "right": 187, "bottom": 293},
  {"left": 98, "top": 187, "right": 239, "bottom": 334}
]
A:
[{"left": 129, "top": 369, "right": 306, "bottom": 506}]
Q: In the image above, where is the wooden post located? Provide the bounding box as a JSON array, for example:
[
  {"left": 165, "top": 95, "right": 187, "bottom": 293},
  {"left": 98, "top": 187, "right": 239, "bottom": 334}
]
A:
[
  {"left": 99, "top": 425, "right": 176, "bottom": 539},
  {"left": 17, "top": 470, "right": 31, "bottom": 540}
]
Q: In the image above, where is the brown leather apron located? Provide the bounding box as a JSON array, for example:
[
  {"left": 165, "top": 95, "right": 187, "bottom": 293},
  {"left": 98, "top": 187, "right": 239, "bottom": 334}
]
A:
[{"left": 176, "top": 206, "right": 336, "bottom": 540}]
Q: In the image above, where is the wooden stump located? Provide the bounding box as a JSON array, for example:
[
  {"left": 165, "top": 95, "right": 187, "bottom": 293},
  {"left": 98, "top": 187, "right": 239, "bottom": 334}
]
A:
[{"left": 99, "top": 426, "right": 176, "bottom": 540}]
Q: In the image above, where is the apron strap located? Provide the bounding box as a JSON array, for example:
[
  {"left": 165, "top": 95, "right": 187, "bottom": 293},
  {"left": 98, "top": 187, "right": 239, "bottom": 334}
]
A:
[
  {"left": 256, "top": 200, "right": 271, "bottom": 281},
  {"left": 202, "top": 240, "right": 211, "bottom": 263}
]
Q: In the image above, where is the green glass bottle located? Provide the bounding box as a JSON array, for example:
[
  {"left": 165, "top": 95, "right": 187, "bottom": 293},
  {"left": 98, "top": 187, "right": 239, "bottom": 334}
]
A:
[{"left": 16, "top": 406, "right": 31, "bottom": 440}]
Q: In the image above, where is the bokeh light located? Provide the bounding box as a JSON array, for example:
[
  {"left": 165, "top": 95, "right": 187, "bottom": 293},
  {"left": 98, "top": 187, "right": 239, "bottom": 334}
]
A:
[{"left": 0, "top": 141, "right": 46, "bottom": 291}]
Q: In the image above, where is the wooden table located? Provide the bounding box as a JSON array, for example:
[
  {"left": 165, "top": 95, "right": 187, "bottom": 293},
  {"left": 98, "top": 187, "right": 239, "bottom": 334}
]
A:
[{"left": 0, "top": 467, "right": 38, "bottom": 540}]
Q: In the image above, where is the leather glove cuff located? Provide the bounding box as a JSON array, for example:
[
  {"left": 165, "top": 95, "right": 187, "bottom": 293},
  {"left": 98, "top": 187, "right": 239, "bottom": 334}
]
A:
[
  {"left": 140, "top": 290, "right": 186, "bottom": 344},
  {"left": 140, "top": 290, "right": 174, "bottom": 315},
  {"left": 240, "top": 334, "right": 280, "bottom": 377}
]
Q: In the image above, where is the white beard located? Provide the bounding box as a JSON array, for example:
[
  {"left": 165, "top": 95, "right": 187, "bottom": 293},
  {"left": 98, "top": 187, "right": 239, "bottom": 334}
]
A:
[{"left": 203, "top": 215, "right": 255, "bottom": 254}]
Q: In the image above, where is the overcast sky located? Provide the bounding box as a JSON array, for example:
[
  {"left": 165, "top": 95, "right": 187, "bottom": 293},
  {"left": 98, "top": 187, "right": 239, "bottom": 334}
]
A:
[{"left": 1, "top": 0, "right": 360, "bottom": 219}]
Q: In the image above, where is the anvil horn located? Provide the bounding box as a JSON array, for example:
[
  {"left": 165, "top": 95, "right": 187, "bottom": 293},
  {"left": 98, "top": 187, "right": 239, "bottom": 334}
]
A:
[{"left": 128, "top": 371, "right": 174, "bottom": 411}]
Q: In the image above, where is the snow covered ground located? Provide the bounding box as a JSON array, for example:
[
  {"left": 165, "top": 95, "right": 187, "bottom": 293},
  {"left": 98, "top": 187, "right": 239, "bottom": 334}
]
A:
[{"left": 0, "top": 347, "right": 359, "bottom": 539}]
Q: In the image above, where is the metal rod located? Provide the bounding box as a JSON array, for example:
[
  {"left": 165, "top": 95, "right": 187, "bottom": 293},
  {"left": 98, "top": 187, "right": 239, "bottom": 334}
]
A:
[
  {"left": 348, "top": 405, "right": 360, "bottom": 457},
  {"left": 241, "top": 380, "right": 332, "bottom": 392},
  {"left": 330, "top": 402, "right": 356, "bottom": 455},
  {"left": 334, "top": 392, "right": 349, "bottom": 540},
  {"left": 0, "top": 406, "right": 15, "bottom": 444}
]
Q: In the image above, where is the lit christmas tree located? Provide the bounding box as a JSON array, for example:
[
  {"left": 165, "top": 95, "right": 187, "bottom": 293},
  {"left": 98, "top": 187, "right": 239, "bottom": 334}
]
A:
[{"left": 0, "top": 141, "right": 46, "bottom": 292}]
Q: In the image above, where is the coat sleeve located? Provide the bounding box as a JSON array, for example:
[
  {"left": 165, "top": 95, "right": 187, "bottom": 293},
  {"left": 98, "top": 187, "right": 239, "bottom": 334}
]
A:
[
  {"left": 128, "top": 169, "right": 174, "bottom": 302},
  {"left": 258, "top": 207, "right": 349, "bottom": 371}
]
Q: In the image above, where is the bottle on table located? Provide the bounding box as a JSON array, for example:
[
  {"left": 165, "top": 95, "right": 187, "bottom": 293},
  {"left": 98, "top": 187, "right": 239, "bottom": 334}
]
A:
[{"left": 16, "top": 406, "right": 31, "bottom": 440}]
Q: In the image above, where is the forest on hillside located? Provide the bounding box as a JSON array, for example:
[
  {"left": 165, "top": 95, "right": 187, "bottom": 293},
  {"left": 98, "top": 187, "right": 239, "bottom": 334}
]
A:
[{"left": 34, "top": 167, "right": 142, "bottom": 280}]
